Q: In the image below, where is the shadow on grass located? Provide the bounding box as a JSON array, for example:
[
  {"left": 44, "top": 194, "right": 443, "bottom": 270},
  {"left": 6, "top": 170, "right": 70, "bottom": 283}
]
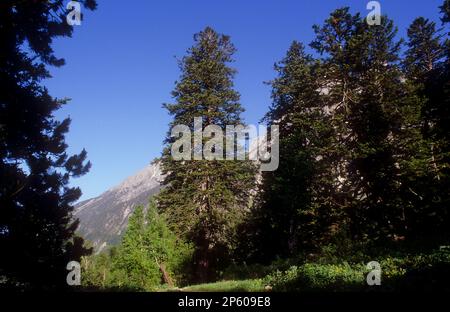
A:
[
  {"left": 386, "top": 263, "right": 450, "bottom": 292},
  {"left": 270, "top": 262, "right": 450, "bottom": 292}
]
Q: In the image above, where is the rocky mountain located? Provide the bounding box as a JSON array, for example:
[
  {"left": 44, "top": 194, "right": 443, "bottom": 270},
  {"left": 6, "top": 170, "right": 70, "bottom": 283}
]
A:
[{"left": 74, "top": 161, "right": 163, "bottom": 252}]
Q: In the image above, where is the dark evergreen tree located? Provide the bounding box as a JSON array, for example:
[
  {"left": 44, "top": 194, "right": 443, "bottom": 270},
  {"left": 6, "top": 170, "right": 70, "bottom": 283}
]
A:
[
  {"left": 311, "top": 8, "right": 432, "bottom": 243},
  {"left": 439, "top": 0, "right": 450, "bottom": 163},
  {"left": 157, "top": 27, "right": 256, "bottom": 282},
  {"left": 404, "top": 14, "right": 450, "bottom": 237},
  {"left": 404, "top": 17, "right": 444, "bottom": 78},
  {"left": 346, "top": 15, "right": 429, "bottom": 241},
  {"left": 404, "top": 17, "right": 445, "bottom": 142},
  {"left": 441, "top": 0, "right": 450, "bottom": 30},
  {"left": 310, "top": 8, "right": 365, "bottom": 242},
  {"left": 0, "top": 0, "right": 96, "bottom": 289},
  {"left": 252, "top": 41, "right": 335, "bottom": 260},
  {"left": 440, "top": 0, "right": 450, "bottom": 232},
  {"left": 252, "top": 4, "right": 450, "bottom": 261}
]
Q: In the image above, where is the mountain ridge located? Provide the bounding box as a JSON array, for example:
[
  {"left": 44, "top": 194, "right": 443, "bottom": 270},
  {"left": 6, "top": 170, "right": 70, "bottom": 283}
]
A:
[{"left": 74, "top": 161, "right": 163, "bottom": 252}]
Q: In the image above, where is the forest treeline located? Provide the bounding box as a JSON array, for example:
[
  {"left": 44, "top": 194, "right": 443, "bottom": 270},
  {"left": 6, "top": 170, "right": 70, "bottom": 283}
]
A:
[{"left": 1, "top": 0, "right": 450, "bottom": 291}]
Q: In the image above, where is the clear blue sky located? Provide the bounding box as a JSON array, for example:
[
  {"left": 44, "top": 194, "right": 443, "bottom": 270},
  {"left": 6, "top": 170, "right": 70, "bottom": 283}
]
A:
[{"left": 45, "top": 0, "right": 445, "bottom": 201}]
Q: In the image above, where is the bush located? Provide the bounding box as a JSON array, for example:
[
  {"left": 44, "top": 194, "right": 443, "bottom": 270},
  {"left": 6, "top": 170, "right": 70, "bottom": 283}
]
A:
[
  {"left": 264, "top": 262, "right": 366, "bottom": 292},
  {"left": 263, "top": 247, "right": 450, "bottom": 292},
  {"left": 380, "top": 247, "right": 450, "bottom": 291}
]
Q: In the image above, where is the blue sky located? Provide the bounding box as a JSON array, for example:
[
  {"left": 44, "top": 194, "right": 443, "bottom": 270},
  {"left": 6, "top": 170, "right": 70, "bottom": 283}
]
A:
[{"left": 45, "top": 0, "right": 445, "bottom": 201}]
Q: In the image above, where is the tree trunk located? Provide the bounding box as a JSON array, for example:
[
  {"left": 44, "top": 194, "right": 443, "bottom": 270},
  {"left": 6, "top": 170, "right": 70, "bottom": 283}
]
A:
[
  {"left": 154, "top": 257, "right": 174, "bottom": 287},
  {"left": 160, "top": 263, "right": 174, "bottom": 287},
  {"left": 194, "top": 230, "right": 210, "bottom": 283}
]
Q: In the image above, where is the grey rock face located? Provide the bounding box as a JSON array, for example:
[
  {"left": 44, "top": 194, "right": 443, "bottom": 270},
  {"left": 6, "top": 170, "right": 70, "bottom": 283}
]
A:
[{"left": 74, "top": 162, "right": 162, "bottom": 252}]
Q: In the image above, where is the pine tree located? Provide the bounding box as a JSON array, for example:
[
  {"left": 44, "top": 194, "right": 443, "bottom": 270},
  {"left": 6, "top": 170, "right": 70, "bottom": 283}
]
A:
[
  {"left": 404, "top": 16, "right": 445, "bottom": 143},
  {"left": 441, "top": 0, "right": 450, "bottom": 29},
  {"left": 404, "top": 17, "right": 444, "bottom": 78},
  {"left": 157, "top": 27, "right": 256, "bottom": 282},
  {"left": 311, "top": 8, "right": 433, "bottom": 242},
  {"left": 439, "top": 0, "right": 450, "bottom": 168},
  {"left": 310, "top": 8, "right": 365, "bottom": 241},
  {"left": 253, "top": 41, "right": 334, "bottom": 260},
  {"left": 0, "top": 0, "right": 96, "bottom": 289},
  {"left": 439, "top": 0, "right": 450, "bottom": 160},
  {"left": 404, "top": 13, "right": 450, "bottom": 237},
  {"left": 439, "top": 0, "right": 450, "bottom": 232},
  {"left": 346, "top": 15, "right": 429, "bottom": 240}
]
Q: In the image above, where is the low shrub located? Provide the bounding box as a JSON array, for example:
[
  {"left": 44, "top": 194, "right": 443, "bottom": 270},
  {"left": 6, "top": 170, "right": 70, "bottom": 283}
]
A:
[
  {"left": 263, "top": 247, "right": 450, "bottom": 291},
  {"left": 264, "top": 262, "right": 366, "bottom": 292}
]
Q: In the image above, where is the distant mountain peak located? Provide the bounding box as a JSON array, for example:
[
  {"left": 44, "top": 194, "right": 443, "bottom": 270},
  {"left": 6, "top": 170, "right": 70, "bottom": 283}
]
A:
[{"left": 74, "top": 161, "right": 162, "bottom": 252}]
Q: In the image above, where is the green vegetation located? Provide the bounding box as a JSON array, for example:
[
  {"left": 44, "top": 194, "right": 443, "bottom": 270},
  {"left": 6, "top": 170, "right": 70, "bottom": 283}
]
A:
[
  {"left": 264, "top": 247, "right": 450, "bottom": 292},
  {"left": 81, "top": 200, "right": 192, "bottom": 291}
]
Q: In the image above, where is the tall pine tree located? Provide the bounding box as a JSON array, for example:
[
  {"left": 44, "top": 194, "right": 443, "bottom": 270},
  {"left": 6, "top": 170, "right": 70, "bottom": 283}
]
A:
[
  {"left": 346, "top": 14, "right": 428, "bottom": 241},
  {"left": 310, "top": 8, "right": 365, "bottom": 242},
  {"left": 253, "top": 41, "right": 335, "bottom": 260},
  {"left": 404, "top": 14, "right": 449, "bottom": 237},
  {"left": 157, "top": 27, "right": 256, "bottom": 282},
  {"left": 310, "top": 8, "right": 432, "bottom": 243}
]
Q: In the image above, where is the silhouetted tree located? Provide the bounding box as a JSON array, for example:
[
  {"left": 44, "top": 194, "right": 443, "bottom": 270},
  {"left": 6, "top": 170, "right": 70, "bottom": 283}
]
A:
[
  {"left": 0, "top": 0, "right": 96, "bottom": 289},
  {"left": 403, "top": 13, "right": 450, "bottom": 237}
]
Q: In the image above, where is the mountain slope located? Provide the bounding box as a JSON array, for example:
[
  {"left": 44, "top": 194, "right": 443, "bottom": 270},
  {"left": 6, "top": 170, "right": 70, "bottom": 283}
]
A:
[{"left": 74, "top": 161, "right": 162, "bottom": 252}]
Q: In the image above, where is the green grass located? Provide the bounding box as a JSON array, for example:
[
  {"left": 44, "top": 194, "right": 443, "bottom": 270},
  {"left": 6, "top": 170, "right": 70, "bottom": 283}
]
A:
[{"left": 180, "top": 279, "right": 265, "bottom": 292}]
